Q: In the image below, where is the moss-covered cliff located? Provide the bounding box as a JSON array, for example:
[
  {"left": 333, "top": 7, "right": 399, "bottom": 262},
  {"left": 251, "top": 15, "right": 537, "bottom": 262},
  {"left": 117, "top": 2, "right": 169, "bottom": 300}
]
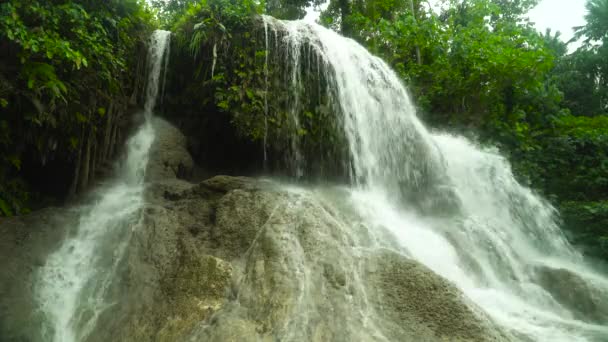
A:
[{"left": 161, "top": 5, "right": 349, "bottom": 180}]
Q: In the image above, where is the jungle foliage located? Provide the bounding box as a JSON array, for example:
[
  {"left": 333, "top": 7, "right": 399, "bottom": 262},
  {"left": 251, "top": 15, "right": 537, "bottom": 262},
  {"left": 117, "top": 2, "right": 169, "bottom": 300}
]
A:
[
  {"left": 0, "top": 0, "right": 154, "bottom": 215},
  {"left": 162, "top": 0, "right": 348, "bottom": 177}
]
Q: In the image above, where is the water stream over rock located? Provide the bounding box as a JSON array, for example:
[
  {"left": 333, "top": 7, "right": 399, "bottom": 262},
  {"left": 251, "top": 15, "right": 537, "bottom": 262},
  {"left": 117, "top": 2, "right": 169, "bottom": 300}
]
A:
[
  {"left": 33, "top": 30, "right": 171, "bottom": 342},
  {"left": 260, "top": 16, "right": 608, "bottom": 341}
]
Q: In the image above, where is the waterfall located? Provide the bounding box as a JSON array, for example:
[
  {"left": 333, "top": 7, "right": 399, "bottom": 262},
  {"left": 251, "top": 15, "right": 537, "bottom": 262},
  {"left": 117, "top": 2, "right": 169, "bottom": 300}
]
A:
[
  {"left": 23, "top": 17, "right": 608, "bottom": 342},
  {"left": 263, "top": 19, "right": 269, "bottom": 169},
  {"left": 145, "top": 31, "right": 172, "bottom": 116},
  {"left": 262, "top": 17, "right": 608, "bottom": 341},
  {"left": 35, "top": 30, "right": 171, "bottom": 342}
]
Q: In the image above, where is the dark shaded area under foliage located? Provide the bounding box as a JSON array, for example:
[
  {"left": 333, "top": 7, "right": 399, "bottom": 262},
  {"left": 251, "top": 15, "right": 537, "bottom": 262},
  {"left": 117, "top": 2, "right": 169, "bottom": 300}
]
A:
[{"left": 163, "top": 7, "right": 350, "bottom": 181}]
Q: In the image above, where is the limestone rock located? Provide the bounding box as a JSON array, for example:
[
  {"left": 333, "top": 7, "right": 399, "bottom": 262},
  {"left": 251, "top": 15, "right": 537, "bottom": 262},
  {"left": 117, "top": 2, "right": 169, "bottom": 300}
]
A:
[
  {"left": 0, "top": 208, "right": 75, "bottom": 342},
  {"left": 114, "top": 170, "right": 510, "bottom": 342},
  {"left": 146, "top": 117, "right": 194, "bottom": 182},
  {"left": 365, "top": 251, "right": 509, "bottom": 341},
  {"left": 0, "top": 120, "right": 513, "bottom": 342},
  {"left": 534, "top": 265, "right": 608, "bottom": 324}
]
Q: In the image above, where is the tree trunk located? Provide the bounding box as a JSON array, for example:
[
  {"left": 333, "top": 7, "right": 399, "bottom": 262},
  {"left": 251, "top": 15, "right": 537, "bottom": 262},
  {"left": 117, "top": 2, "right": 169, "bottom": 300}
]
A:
[
  {"left": 78, "top": 126, "right": 92, "bottom": 193},
  {"left": 409, "top": 0, "right": 422, "bottom": 65},
  {"left": 339, "top": 0, "right": 352, "bottom": 36},
  {"left": 68, "top": 125, "right": 85, "bottom": 199},
  {"left": 102, "top": 101, "right": 114, "bottom": 161},
  {"left": 109, "top": 114, "right": 119, "bottom": 159},
  {"left": 91, "top": 135, "right": 98, "bottom": 182}
]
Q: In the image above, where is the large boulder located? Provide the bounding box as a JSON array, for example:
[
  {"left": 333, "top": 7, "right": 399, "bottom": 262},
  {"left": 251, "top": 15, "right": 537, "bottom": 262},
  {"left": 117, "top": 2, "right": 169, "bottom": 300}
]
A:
[
  {"left": 90, "top": 169, "right": 510, "bottom": 341},
  {"left": 146, "top": 117, "right": 194, "bottom": 182},
  {"left": 364, "top": 251, "right": 509, "bottom": 341},
  {"left": 0, "top": 120, "right": 511, "bottom": 342},
  {"left": 534, "top": 264, "right": 608, "bottom": 324}
]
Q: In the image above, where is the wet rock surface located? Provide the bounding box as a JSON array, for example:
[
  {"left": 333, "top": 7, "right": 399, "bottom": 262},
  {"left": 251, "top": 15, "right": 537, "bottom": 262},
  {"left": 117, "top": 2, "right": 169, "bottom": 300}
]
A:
[
  {"left": 122, "top": 175, "right": 508, "bottom": 342},
  {"left": 88, "top": 121, "right": 509, "bottom": 341},
  {"left": 147, "top": 118, "right": 194, "bottom": 182},
  {"left": 0, "top": 209, "right": 70, "bottom": 342},
  {"left": 0, "top": 121, "right": 510, "bottom": 342},
  {"left": 365, "top": 251, "right": 510, "bottom": 341},
  {"left": 534, "top": 265, "right": 608, "bottom": 324}
]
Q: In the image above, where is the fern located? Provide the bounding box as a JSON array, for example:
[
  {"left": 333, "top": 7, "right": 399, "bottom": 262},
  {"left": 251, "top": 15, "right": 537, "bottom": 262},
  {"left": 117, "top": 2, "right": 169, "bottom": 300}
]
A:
[
  {"left": 0, "top": 198, "right": 12, "bottom": 217},
  {"left": 189, "top": 29, "right": 206, "bottom": 58}
]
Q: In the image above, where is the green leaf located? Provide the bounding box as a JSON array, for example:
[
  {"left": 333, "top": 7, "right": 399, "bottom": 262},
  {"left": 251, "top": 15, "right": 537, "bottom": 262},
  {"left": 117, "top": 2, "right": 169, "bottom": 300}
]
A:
[
  {"left": 0, "top": 198, "right": 12, "bottom": 217},
  {"left": 75, "top": 112, "right": 87, "bottom": 123},
  {"left": 70, "top": 136, "right": 79, "bottom": 149},
  {"left": 7, "top": 155, "right": 21, "bottom": 170},
  {"left": 217, "top": 100, "right": 229, "bottom": 110}
]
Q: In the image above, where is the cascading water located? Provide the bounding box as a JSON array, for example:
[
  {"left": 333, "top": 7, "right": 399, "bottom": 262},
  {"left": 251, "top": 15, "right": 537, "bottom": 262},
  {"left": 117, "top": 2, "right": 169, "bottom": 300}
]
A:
[
  {"left": 34, "top": 30, "right": 171, "bottom": 342},
  {"left": 262, "top": 16, "right": 608, "bottom": 341}
]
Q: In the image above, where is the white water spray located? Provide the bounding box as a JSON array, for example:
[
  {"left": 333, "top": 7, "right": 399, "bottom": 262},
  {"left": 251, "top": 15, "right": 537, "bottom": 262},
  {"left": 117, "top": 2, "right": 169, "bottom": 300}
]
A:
[
  {"left": 35, "top": 30, "right": 171, "bottom": 342},
  {"left": 263, "top": 17, "right": 608, "bottom": 341}
]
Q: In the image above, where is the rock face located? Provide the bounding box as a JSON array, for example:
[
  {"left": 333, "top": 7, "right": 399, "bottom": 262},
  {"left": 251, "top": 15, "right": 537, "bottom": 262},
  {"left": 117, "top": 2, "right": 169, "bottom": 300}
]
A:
[
  {"left": 0, "top": 120, "right": 510, "bottom": 342},
  {"left": 0, "top": 208, "right": 75, "bottom": 342},
  {"left": 534, "top": 265, "right": 608, "bottom": 324},
  {"left": 86, "top": 120, "right": 509, "bottom": 341},
  {"left": 365, "top": 251, "right": 508, "bottom": 341},
  {"left": 95, "top": 176, "right": 509, "bottom": 342},
  {"left": 147, "top": 118, "right": 194, "bottom": 182}
]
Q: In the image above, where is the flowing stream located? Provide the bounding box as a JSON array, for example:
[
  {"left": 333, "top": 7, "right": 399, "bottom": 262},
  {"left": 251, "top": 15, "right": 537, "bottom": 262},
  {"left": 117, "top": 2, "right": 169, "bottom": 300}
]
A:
[
  {"left": 34, "top": 30, "right": 171, "bottom": 342},
  {"left": 261, "top": 16, "right": 608, "bottom": 341}
]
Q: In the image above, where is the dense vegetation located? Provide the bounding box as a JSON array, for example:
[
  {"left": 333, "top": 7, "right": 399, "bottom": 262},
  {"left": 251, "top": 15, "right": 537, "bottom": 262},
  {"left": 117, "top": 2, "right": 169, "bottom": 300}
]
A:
[
  {"left": 1, "top": 0, "right": 607, "bottom": 260},
  {"left": 158, "top": 0, "right": 349, "bottom": 179},
  {"left": 0, "top": 0, "right": 154, "bottom": 214}
]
